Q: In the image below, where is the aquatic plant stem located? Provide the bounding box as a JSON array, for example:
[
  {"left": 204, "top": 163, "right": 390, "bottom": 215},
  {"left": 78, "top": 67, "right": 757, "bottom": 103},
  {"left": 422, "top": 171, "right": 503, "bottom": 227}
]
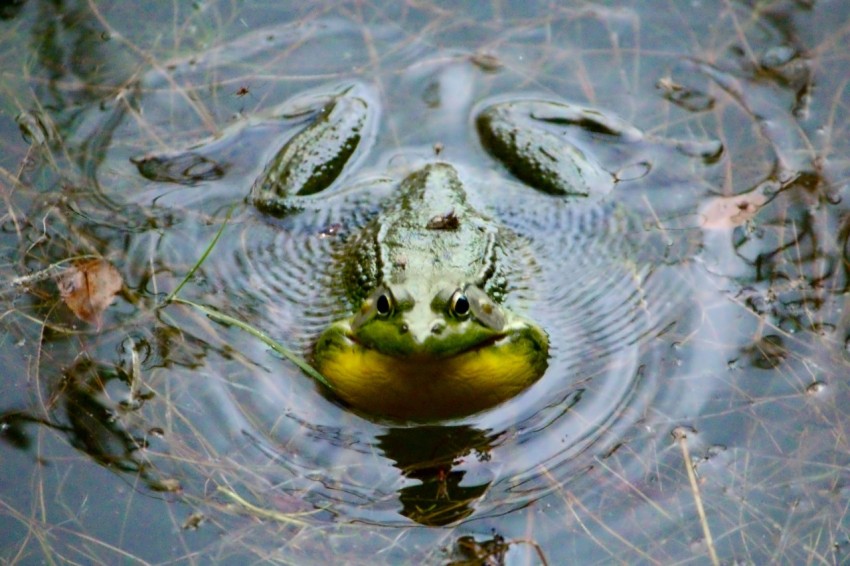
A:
[
  {"left": 171, "top": 297, "right": 332, "bottom": 389},
  {"left": 674, "top": 428, "right": 720, "bottom": 566},
  {"left": 163, "top": 204, "right": 332, "bottom": 389},
  {"left": 164, "top": 204, "right": 235, "bottom": 305}
]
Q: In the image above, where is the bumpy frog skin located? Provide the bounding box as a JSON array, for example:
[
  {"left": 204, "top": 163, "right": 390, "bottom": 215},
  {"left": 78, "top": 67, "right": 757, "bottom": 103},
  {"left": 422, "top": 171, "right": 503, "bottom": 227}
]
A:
[{"left": 247, "top": 91, "right": 620, "bottom": 421}]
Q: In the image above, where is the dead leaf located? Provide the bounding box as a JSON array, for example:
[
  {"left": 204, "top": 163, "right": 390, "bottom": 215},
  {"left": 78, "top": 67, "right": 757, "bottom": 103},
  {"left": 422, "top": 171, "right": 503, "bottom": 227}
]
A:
[
  {"left": 699, "top": 191, "right": 767, "bottom": 229},
  {"left": 56, "top": 259, "right": 123, "bottom": 329}
]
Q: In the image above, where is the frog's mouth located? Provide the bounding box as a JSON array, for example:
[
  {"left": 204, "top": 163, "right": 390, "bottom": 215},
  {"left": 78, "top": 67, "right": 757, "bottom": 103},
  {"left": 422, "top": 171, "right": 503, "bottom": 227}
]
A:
[
  {"left": 344, "top": 330, "right": 507, "bottom": 360},
  {"left": 312, "top": 320, "right": 549, "bottom": 421}
]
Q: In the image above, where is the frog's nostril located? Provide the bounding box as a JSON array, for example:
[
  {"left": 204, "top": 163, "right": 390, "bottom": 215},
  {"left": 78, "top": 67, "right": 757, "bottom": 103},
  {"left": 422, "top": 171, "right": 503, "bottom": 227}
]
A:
[{"left": 431, "top": 321, "right": 446, "bottom": 335}]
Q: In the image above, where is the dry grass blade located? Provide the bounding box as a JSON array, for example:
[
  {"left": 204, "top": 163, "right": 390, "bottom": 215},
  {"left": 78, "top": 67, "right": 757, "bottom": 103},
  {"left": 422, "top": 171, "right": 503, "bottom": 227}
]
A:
[
  {"left": 673, "top": 427, "right": 720, "bottom": 566},
  {"left": 217, "top": 487, "right": 320, "bottom": 526}
]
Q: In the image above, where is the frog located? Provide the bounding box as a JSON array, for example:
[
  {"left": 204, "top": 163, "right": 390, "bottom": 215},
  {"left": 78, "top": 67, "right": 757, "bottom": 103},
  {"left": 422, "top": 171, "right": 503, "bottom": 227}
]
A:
[
  {"left": 134, "top": 77, "right": 651, "bottom": 422},
  {"left": 238, "top": 84, "right": 636, "bottom": 422},
  {"left": 311, "top": 162, "right": 550, "bottom": 421}
]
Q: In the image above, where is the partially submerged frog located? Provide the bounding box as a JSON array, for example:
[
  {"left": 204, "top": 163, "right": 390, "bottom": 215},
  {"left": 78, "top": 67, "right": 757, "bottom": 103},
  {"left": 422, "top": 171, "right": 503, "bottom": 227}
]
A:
[
  {"left": 138, "top": 80, "right": 646, "bottom": 421},
  {"left": 241, "top": 87, "right": 633, "bottom": 421},
  {"left": 312, "top": 162, "right": 549, "bottom": 420}
]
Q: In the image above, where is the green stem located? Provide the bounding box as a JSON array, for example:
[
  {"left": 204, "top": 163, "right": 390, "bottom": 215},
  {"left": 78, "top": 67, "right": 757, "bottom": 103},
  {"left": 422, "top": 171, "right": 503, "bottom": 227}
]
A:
[
  {"left": 172, "top": 296, "right": 332, "bottom": 389},
  {"left": 164, "top": 204, "right": 235, "bottom": 305}
]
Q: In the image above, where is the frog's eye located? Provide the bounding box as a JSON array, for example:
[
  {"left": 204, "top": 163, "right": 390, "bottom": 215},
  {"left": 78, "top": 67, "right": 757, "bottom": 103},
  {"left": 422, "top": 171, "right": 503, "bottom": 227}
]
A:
[
  {"left": 376, "top": 292, "right": 393, "bottom": 316},
  {"left": 450, "top": 290, "right": 470, "bottom": 318}
]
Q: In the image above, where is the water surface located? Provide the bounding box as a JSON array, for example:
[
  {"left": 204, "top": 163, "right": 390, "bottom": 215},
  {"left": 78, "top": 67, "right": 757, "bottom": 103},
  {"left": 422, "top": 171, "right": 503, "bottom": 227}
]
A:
[{"left": 1, "top": 1, "right": 849, "bottom": 563}]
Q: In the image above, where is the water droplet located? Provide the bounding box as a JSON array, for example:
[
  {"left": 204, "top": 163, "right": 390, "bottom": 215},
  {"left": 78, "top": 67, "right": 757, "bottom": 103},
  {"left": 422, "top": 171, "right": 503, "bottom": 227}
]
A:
[
  {"left": 806, "top": 381, "right": 826, "bottom": 395},
  {"left": 148, "top": 427, "right": 165, "bottom": 438}
]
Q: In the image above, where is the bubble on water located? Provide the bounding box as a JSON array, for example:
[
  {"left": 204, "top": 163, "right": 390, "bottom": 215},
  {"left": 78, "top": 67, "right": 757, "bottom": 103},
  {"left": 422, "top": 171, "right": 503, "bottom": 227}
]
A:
[
  {"left": 706, "top": 444, "right": 727, "bottom": 458},
  {"left": 748, "top": 334, "right": 786, "bottom": 369},
  {"left": 16, "top": 110, "right": 57, "bottom": 145},
  {"left": 673, "top": 139, "right": 724, "bottom": 163},
  {"left": 806, "top": 381, "right": 827, "bottom": 395}
]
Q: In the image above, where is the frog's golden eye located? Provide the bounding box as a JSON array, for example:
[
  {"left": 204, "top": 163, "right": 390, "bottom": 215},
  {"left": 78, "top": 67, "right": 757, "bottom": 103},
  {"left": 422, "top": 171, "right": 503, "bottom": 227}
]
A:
[
  {"left": 450, "top": 290, "right": 470, "bottom": 318},
  {"left": 376, "top": 292, "right": 393, "bottom": 316}
]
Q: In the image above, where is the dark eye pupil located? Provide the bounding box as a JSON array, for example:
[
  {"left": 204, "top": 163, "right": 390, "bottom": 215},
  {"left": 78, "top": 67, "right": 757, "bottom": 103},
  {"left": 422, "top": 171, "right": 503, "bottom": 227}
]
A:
[
  {"left": 453, "top": 295, "right": 469, "bottom": 315},
  {"left": 376, "top": 294, "right": 391, "bottom": 315}
]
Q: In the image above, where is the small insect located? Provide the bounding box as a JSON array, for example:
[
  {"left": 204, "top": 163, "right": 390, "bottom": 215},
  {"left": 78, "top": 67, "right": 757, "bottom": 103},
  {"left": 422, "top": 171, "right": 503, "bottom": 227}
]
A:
[
  {"left": 426, "top": 210, "right": 459, "bottom": 231},
  {"left": 235, "top": 86, "right": 250, "bottom": 97}
]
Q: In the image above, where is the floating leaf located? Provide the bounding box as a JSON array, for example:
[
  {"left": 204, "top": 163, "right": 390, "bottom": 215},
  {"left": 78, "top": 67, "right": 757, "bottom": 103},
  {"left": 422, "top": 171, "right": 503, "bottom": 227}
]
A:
[{"left": 56, "top": 259, "right": 122, "bottom": 329}]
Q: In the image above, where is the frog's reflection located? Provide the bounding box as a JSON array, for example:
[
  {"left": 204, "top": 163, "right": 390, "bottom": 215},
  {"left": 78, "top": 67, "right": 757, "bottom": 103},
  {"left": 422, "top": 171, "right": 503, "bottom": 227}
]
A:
[
  {"left": 375, "top": 425, "right": 498, "bottom": 526},
  {"left": 0, "top": 356, "right": 499, "bottom": 526}
]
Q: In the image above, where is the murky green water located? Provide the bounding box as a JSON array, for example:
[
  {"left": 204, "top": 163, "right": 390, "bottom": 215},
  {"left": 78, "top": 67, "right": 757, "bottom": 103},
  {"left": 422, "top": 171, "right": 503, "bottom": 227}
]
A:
[{"left": 1, "top": 1, "right": 849, "bottom": 563}]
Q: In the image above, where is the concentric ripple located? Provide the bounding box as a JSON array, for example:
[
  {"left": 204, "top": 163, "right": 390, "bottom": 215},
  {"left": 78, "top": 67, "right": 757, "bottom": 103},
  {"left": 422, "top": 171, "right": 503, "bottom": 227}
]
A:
[
  {"left": 50, "top": 13, "right": 705, "bottom": 528},
  {"left": 175, "top": 159, "right": 695, "bottom": 525}
]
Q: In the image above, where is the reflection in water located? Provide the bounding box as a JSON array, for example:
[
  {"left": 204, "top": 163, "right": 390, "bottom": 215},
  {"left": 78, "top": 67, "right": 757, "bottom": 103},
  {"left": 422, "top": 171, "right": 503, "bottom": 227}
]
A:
[
  {"left": 2, "top": 0, "right": 850, "bottom": 563},
  {"left": 61, "top": 358, "right": 153, "bottom": 474},
  {"left": 376, "top": 425, "right": 495, "bottom": 525}
]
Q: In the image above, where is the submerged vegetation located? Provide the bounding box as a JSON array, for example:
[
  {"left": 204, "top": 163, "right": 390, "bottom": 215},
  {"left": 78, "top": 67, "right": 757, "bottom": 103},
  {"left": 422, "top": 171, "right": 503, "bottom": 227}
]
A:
[{"left": 1, "top": 0, "right": 850, "bottom": 564}]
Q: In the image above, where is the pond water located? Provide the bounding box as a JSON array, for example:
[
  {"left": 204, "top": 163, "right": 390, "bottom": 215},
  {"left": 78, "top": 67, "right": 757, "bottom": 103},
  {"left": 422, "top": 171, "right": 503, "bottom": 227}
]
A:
[{"left": 1, "top": 1, "right": 849, "bottom": 564}]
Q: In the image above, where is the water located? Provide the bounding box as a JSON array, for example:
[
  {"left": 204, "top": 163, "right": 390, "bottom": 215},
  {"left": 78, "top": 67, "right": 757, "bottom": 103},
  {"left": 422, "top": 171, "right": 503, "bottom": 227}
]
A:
[{"left": 1, "top": 1, "right": 849, "bottom": 563}]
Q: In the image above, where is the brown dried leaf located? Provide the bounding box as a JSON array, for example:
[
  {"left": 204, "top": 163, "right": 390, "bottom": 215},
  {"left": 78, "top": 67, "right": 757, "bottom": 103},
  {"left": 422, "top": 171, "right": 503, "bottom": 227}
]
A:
[
  {"left": 56, "top": 259, "right": 122, "bottom": 329},
  {"left": 699, "top": 191, "right": 767, "bottom": 229}
]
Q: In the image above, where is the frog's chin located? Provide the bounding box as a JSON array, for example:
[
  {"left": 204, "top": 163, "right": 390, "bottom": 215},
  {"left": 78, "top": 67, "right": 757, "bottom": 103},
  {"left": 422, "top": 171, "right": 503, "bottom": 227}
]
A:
[{"left": 312, "top": 321, "right": 549, "bottom": 421}]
